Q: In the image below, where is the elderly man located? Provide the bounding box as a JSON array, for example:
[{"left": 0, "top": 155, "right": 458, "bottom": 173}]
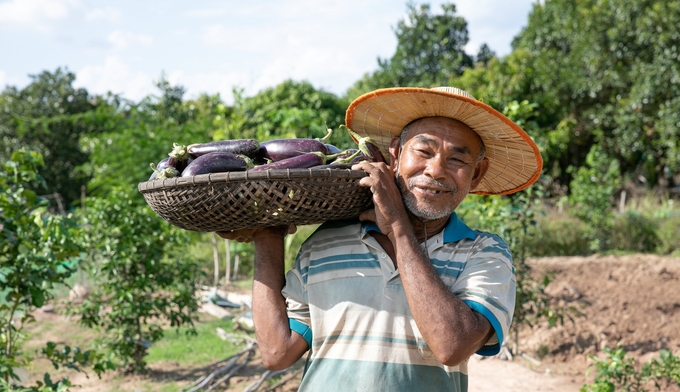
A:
[{"left": 220, "top": 87, "right": 542, "bottom": 391}]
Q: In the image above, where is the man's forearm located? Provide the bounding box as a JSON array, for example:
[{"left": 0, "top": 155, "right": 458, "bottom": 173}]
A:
[
  {"left": 252, "top": 231, "right": 307, "bottom": 370},
  {"left": 390, "top": 226, "right": 493, "bottom": 366}
]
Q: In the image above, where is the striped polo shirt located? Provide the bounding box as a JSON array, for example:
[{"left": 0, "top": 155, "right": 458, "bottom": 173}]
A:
[{"left": 282, "top": 213, "right": 515, "bottom": 391}]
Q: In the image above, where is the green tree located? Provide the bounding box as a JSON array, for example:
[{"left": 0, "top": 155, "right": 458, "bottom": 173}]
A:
[
  {"left": 0, "top": 150, "right": 109, "bottom": 389},
  {"left": 453, "top": 0, "right": 680, "bottom": 195},
  {"left": 511, "top": 0, "right": 680, "bottom": 189},
  {"left": 81, "top": 77, "right": 226, "bottom": 197},
  {"left": 475, "top": 43, "right": 496, "bottom": 66},
  {"left": 73, "top": 189, "right": 201, "bottom": 372},
  {"left": 0, "top": 68, "right": 111, "bottom": 208},
  {"left": 217, "top": 80, "right": 349, "bottom": 147},
  {"left": 347, "top": 2, "right": 473, "bottom": 98}
]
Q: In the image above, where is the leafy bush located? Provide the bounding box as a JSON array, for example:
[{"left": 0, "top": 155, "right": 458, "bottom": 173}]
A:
[
  {"left": 525, "top": 212, "right": 593, "bottom": 257},
  {"left": 73, "top": 190, "right": 202, "bottom": 373},
  {"left": 1, "top": 150, "right": 109, "bottom": 389},
  {"left": 568, "top": 145, "right": 621, "bottom": 252},
  {"left": 581, "top": 346, "right": 680, "bottom": 392},
  {"left": 657, "top": 215, "right": 680, "bottom": 256},
  {"left": 610, "top": 211, "right": 660, "bottom": 253}
]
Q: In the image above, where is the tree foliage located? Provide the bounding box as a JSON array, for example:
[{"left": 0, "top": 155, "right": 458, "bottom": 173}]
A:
[
  {"left": 0, "top": 150, "right": 108, "bottom": 389},
  {"left": 453, "top": 0, "right": 680, "bottom": 192},
  {"left": 81, "top": 77, "right": 227, "bottom": 198},
  {"left": 73, "top": 189, "right": 201, "bottom": 372},
  {"left": 347, "top": 2, "right": 473, "bottom": 99},
  {"left": 0, "top": 69, "right": 111, "bottom": 208},
  {"left": 217, "top": 80, "right": 349, "bottom": 147}
]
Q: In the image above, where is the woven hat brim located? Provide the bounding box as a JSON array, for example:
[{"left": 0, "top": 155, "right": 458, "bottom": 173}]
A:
[{"left": 345, "top": 87, "right": 543, "bottom": 195}]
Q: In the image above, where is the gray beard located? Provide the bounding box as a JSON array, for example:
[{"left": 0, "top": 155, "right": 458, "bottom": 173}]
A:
[{"left": 396, "top": 173, "right": 457, "bottom": 221}]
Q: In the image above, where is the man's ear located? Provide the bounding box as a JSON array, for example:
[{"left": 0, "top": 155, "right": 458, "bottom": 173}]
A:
[
  {"left": 388, "top": 137, "right": 401, "bottom": 172},
  {"left": 470, "top": 158, "right": 490, "bottom": 189}
]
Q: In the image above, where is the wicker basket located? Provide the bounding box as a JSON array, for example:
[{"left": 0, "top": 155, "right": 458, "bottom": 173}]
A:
[{"left": 138, "top": 168, "right": 373, "bottom": 232}]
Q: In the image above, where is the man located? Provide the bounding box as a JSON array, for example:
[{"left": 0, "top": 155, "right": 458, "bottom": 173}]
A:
[{"left": 220, "top": 87, "right": 542, "bottom": 391}]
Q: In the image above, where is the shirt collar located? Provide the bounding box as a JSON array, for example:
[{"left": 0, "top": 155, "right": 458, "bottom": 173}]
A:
[{"left": 363, "top": 212, "right": 476, "bottom": 243}]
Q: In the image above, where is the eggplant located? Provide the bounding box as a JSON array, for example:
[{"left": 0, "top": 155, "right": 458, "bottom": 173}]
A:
[
  {"left": 167, "top": 143, "right": 192, "bottom": 172},
  {"left": 361, "top": 139, "right": 386, "bottom": 163},
  {"left": 260, "top": 139, "right": 328, "bottom": 162},
  {"left": 324, "top": 144, "right": 342, "bottom": 154},
  {"left": 181, "top": 152, "right": 253, "bottom": 176},
  {"left": 188, "top": 139, "right": 260, "bottom": 158},
  {"left": 340, "top": 125, "right": 387, "bottom": 163},
  {"left": 149, "top": 160, "right": 179, "bottom": 180},
  {"left": 249, "top": 152, "right": 326, "bottom": 172},
  {"left": 331, "top": 149, "right": 368, "bottom": 165}
]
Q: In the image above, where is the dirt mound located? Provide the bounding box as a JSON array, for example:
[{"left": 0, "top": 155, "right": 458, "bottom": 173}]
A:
[{"left": 519, "top": 254, "right": 680, "bottom": 386}]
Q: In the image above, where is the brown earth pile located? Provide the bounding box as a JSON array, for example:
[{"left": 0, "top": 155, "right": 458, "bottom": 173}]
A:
[{"left": 519, "top": 254, "right": 680, "bottom": 388}]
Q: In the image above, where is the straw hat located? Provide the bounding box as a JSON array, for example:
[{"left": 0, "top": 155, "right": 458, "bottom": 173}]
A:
[{"left": 345, "top": 86, "right": 543, "bottom": 195}]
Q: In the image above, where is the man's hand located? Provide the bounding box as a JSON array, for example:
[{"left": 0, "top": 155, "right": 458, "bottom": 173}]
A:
[
  {"left": 216, "top": 225, "right": 297, "bottom": 243},
  {"left": 352, "top": 161, "right": 410, "bottom": 239}
]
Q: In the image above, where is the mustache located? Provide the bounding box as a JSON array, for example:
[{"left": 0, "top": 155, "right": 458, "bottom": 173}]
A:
[{"left": 407, "top": 176, "right": 457, "bottom": 192}]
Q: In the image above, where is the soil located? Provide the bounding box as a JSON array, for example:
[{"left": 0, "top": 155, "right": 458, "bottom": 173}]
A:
[{"left": 22, "top": 254, "right": 680, "bottom": 391}]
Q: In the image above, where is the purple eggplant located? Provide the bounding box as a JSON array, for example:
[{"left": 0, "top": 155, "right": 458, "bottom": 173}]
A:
[
  {"left": 167, "top": 143, "right": 192, "bottom": 172},
  {"left": 181, "top": 152, "right": 253, "bottom": 176},
  {"left": 330, "top": 149, "right": 368, "bottom": 165},
  {"left": 188, "top": 139, "right": 260, "bottom": 158},
  {"left": 324, "top": 144, "right": 342, "bottom": 154},
  {"left": 340, "top": 125, "right": 387, "bottom": 163},
  {"left": 249, "top": 152, "right": 326, "bottom": 172},
  {"left": 260, "top": 139, "right": 328, "bottom": 162},
  {"left": 149, "top": 158, "right": 170, "bottom": 180},
  {"left": 149, "top": 160, "right": 179, "bottom": 180}
]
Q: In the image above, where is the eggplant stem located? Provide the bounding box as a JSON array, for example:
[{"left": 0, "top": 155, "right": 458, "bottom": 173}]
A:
[
  {"left": 332, "top": 149, "right": 362, "bottom": 164},
  {"left": 169, "top": 143, "right": 190, "bottom": 160},
  {"left": 316, "top": 126, "right": 334, "bottom": 143},
  {"left": 340, "top": 124, "right": 380, "bottom": 161}
]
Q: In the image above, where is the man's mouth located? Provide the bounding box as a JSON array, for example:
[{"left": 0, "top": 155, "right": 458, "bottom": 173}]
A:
[
  {"left": 417, "top": 187, "right": 447, "bottom": 194},
  {"left": 409, "top": 178, "right": 456, "bottom": 195}
]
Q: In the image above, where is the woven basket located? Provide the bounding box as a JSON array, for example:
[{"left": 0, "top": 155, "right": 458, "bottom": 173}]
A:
[{"left": 138, "top": 168, "right": 373, "bottom": 232}]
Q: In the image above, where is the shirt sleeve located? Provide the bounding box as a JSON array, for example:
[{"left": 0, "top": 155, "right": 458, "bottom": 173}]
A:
[
  {"left": 452, "top": 233, "right": 516, "bottom": 356},
  {"left": 281, "top": 253, "right": 312, "bottom": 347}
]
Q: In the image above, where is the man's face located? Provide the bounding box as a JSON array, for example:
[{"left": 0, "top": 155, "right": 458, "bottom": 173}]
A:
[{"left": 390, "top": 117, "right": 488, "bottom": 221}]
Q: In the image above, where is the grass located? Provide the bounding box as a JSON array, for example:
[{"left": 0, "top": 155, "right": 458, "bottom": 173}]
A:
[{"left": 146, "top": 317, "right": 246, "bottom": 367}]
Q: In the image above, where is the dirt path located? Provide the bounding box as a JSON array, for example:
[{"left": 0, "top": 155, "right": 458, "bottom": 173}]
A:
[{"left": 468, "top": 356, "right": 582, "bottom": 392}]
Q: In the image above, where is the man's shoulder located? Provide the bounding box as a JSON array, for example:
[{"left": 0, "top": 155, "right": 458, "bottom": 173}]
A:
[
  {"left": 307, "top": 218, "right": 363, "bottom": 241},
  {"left": 469, "top": 229, "right": 510, "bottom": 248}
]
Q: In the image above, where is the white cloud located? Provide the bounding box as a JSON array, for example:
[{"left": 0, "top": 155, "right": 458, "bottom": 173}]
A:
[
  {"left": 85, "top": 7, "right": 122, "bottom": 23},
  {"left": 74, "top": 56, "right": 155, "bottom": 102},
  {"left": 107, "top": 30, "right": 154, "bottom": 51},
  {"left": 0, "top": 0, "right": 74, "bottom": 27},
  {"left": 0, "top": 70, "right": 7, "bottom": 89},
  {"left": 201, "top": 24, "right": 273, "bottom": 52}
]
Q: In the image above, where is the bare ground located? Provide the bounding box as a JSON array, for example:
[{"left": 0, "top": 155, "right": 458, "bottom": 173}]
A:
[{"left": 23, "top": 253, "right": 680, "bottom": 391}]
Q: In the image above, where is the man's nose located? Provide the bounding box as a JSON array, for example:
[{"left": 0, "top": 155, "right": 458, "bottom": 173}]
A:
[{"left": 423, "top": 155, "right": 447, "bottom": 179}]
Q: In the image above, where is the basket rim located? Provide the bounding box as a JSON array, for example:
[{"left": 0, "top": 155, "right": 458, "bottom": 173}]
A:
[{"left": 138, "top": 168, "right": 369, "bottom": 193}]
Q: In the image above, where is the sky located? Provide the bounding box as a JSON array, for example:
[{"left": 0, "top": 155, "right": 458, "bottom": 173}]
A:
[{"left": 0, "top": 0, "right": 536, "bottom": 104}]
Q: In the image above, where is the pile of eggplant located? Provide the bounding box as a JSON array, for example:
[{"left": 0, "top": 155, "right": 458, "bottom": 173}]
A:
[{"left": 148, "top": 126, "right": 385, "bottom": 181}]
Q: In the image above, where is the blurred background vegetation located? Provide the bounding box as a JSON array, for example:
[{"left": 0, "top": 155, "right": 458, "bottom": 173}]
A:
[{"left": 2, "top": 0, "right": 680, "bottom": 389}]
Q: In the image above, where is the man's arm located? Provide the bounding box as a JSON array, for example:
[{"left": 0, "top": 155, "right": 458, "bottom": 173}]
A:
[
  {"left": 352, "top": 161, "right": 494, "bottom": 366},
  {"left": 389, "top": 223, "right": 495, "bottom": 366},
  {"left": 218, "top": 227, "right": 308, "bottom": 370}
]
